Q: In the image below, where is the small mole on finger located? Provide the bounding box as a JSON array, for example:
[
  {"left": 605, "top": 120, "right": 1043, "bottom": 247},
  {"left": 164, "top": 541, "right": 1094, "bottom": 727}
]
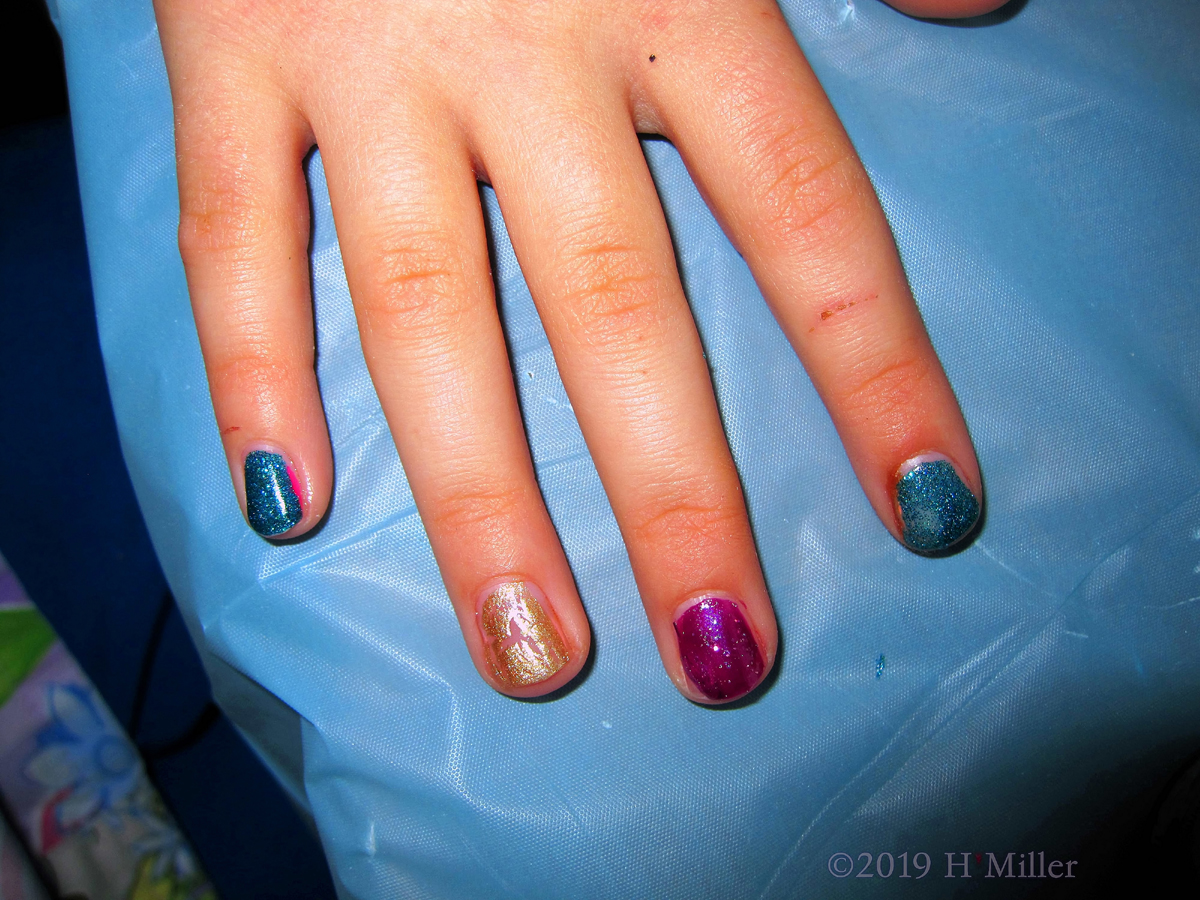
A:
[{"left": 649, "top": 55, "right": 656, "bottom": 62}]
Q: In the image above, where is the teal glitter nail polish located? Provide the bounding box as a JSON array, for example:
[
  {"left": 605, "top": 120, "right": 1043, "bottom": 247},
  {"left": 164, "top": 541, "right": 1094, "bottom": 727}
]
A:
[
  {"left": 244, "top": 450, "right": 302, "bottom": 536},
  {"left": 895, "top": 459, "right": 980, "bottom": 553}
]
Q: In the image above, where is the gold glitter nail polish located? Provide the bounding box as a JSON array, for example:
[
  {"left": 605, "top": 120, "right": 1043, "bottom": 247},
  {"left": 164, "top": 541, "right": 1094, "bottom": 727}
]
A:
[{"left": 479, "top": 582, "right": 568, "bottom": 687}]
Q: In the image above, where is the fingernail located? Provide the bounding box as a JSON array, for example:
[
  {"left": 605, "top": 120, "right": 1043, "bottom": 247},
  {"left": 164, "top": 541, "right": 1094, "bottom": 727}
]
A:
[
  {"left": 894, "top": 454, "right": 980, "bottom": 553},
  {"left": 673, "top": 596, "right": 765, "bottom": 702},
  {"left": 244, "top": 450, "right": 303, "bottom": 536},
  {"left": 479, "top": 582, "right": 569, "bottom": 688}
]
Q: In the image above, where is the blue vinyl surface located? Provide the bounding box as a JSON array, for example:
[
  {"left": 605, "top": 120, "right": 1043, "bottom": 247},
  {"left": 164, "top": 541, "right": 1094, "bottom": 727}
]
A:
[
  {"left": 49, "top": 0, "right": 1200, "bottom": 896},
  {"left": 0, "top": 115, "right": 337, "bottom": 900}
]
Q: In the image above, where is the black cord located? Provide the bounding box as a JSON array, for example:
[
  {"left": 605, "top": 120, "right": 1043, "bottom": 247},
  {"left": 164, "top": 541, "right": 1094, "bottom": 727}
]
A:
[
  {"left": 129, "top": 587, "right": 222, "bottom": 762},
  {"left": 142, "top": 702, "right": 222, "bottom": 761},
  {"left": 127, "top": 587, "right": 175, "bottom": 742}
]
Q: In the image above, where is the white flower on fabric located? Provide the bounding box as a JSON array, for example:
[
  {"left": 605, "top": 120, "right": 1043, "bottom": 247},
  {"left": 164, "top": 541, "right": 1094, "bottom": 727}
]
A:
[
  {"left": 133, "top": 811, "right": 200, "bottom": 882},
  {"left": 23, "top": 684, "right": 141, "bottom": 839}
]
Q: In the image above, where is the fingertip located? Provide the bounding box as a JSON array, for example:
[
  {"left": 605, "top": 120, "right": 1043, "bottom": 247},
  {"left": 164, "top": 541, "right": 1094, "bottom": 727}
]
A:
[
  {"left": 230, "top": 438, "right": 332, "bottom": 541},
  {"left": 472, "top": 578, "right": 591, "bottom": 699},
  {"left": 669, "top": 593, "right": 776, "bottom": 705},
  {"left": 891, "top": 451, "right": 983, "bottom": 554},
  {"left": 884, "top": 0, "right": 1015, "bottom": 19}
]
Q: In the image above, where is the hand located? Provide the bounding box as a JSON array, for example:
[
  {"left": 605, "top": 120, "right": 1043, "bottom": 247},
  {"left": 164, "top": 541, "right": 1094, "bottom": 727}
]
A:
[{"left": 154, "top": 0, "right": 1005, "bottom": 703}]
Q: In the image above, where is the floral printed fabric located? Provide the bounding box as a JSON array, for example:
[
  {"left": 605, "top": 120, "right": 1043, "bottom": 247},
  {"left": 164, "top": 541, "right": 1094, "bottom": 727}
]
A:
[
  {"left": 0, "top": 814, "right": 49, "bottom": 900},
  {"left": 0, "top": 554, "right": 216, "bottom": 900}
]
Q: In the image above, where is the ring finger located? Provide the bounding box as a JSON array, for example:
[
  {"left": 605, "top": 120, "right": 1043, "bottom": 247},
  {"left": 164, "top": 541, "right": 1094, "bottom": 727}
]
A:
[{"left": 312, "top": 93, "right": 591, "bottom": 697}]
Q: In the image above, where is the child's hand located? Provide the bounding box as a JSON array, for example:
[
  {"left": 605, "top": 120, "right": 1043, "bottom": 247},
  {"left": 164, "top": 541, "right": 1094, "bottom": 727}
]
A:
[{"left": 154, "top": 0, "right": 1005, "bottom": 703}]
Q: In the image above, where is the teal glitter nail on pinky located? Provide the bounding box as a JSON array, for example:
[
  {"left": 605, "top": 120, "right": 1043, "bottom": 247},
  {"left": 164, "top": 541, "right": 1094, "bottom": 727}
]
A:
[
  {"left": 244, "top": 450, "right": 302, "bottom": 537},
  {"left": 895, "top": 456, "right": 980, "bottom": 553}
]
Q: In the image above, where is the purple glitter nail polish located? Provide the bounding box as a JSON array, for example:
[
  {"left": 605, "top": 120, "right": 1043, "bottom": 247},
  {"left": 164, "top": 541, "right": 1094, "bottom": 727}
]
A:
[{"left": 673, "top": 596, "right": 765, "bottom": 701}]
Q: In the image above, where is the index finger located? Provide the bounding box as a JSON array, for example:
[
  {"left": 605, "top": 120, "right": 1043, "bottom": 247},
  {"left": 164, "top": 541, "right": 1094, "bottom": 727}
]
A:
[{"left": 639, "top": 1, "right": 982, "bottom": 553}]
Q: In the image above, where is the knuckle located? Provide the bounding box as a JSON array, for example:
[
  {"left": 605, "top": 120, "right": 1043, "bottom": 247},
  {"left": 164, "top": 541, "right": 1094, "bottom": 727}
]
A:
[
  {"left": 426, "top": 478, "right": 530, "bottom": 538},
  {"left": 207, "top": 345, "right": 299, "bottom": 398},
  {"left": 744, "top": 119, "right": 864, "bottom": 252},
  {"left": 177, "top": 154, "right": 270, "bottom": 264},
  {"left": 178, "top": 199, "right": 263, "bottom": 266},
  {"left": 626, "top": 488, "right": 744, "bottom": 563},
  {"left": 555, "top": 231, "right": 667, "bottom": 344},
  {"left": 839, "top": 352, "right": 931, "bottom": 419},
  {"left": 358, "top": 230, "right": 469, "bottom": 337}
]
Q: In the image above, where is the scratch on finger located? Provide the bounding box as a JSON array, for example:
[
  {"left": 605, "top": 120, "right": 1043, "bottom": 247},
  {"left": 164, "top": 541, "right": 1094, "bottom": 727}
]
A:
[{"left": 808, "top": 292, "right": 878, "bottom": 332}]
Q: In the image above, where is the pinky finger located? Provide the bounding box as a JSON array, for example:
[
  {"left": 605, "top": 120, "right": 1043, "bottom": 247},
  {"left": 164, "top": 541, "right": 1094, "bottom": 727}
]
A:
[{"left": 167, "top": 72, "right": 331, "bottom": 538}]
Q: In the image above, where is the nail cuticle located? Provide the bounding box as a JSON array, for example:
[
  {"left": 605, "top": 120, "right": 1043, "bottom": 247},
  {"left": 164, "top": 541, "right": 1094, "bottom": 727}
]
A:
[
  {"left": 673, "top": 594, "right": 765, "bottom": 702},
  {"left": 244, "top": 449, "right": 303, "bottom": 537},
  {"left": 894, "top": 453, "right": 980, "bottom": 553}
]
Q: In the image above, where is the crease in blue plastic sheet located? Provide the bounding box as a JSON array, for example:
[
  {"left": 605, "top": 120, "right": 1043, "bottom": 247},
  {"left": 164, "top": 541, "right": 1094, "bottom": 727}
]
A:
[{"left": 50, "top": 0, "right": 1200, "bottom": 895}]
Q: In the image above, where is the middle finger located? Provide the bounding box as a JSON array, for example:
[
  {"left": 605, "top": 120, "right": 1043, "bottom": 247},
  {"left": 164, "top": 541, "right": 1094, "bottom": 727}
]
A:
[{"left": 477, "top": 82, "right": 778, "bottom": 704}]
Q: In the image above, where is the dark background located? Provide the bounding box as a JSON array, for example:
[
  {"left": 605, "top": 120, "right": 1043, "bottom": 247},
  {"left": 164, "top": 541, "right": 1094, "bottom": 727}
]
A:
[
  {"left": 2, "top": 0, "right": 68, "bottom": 131},
  {"left": 0, "top": 1, "right": 337, "bottom": 896}
]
